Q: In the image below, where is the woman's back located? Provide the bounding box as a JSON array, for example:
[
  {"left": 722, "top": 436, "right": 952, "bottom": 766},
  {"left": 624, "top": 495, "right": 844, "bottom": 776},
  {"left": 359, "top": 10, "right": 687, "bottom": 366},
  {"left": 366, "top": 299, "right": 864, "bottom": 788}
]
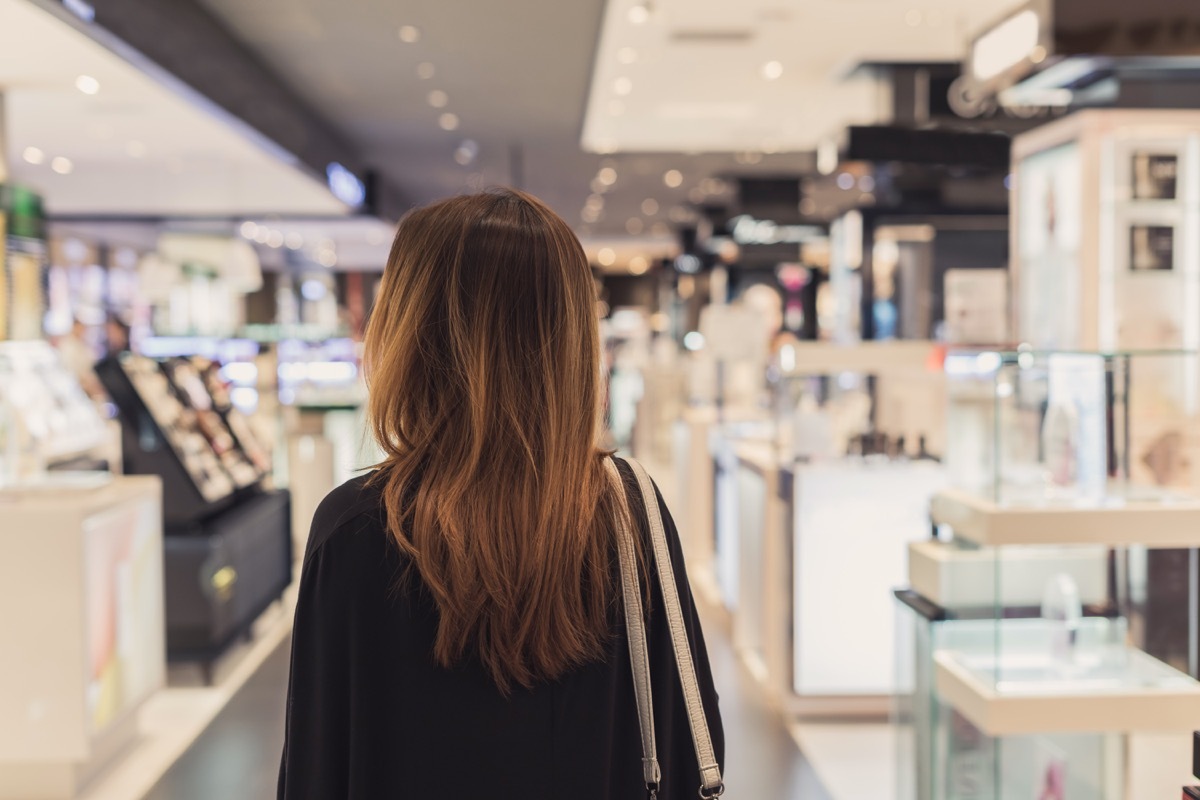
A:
[
  {"left": 278, "top": 189, "right": 723, "bottom": 798},
  {"left": 278, "top": 463, "right": 723, "bottom": 799}
]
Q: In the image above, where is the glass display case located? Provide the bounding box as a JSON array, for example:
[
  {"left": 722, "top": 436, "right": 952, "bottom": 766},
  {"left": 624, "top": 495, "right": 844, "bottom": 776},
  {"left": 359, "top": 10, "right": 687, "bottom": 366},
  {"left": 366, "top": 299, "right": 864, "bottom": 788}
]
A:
[{"left": 898, "top": 348, "right": 1200, "bottom": 800}]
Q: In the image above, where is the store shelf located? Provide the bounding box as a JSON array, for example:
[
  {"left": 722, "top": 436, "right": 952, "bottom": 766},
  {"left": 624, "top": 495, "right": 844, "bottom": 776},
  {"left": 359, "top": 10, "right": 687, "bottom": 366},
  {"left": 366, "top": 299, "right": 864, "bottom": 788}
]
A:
[
  {"left": 907, "top": 539, "right": 1108, "bottom": 609},
  {"left": 933, "top": 649, "right": 1200, "bottom": 736},
  {"left": 930, "top": 487, "right": 1200, "bottom": 548},
  {"left": 782, "top": 340, "right": 940, "bottom": 375}
]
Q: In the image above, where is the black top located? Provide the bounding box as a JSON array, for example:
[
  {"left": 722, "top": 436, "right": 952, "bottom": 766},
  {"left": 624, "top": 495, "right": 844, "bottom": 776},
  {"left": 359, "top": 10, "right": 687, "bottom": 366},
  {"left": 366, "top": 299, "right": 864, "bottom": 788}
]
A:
[{"left": 278, "top": 460, "right": 724, "bottom": 799}]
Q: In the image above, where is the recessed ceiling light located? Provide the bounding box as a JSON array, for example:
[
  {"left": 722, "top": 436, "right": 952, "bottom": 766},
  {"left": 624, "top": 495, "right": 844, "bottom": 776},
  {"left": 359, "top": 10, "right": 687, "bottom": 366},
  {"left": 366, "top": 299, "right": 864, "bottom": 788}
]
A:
[
  {"left": 590, "top": 178, "right": 607, "bottom": 194},
  {"left": 617, "top": 47, "right": 638, "bottom": 64},
  {"left": 586, "top": 193, "right": 605, "bottom": 211},
  {"left": 21, "top": 146, "right": 44, "bottom": 165},
  {"left": 761, "top": 60, "right": 783, "bottom": 80},
  {"left": 266, "top": 230, "right": 285, "bottom": 248},
  {"left": 626, "top": 218, "right": 644, "bottom": 235},
  {"left": 597, "top": 166, "right": 617, "bottom": 186},
  {"left": 627, "top": 4, "right": 649, "bottom": 24},
  {"left": 629, "top": 255, "right": 649, "bottom": 275},
  {"left": 613, "top": 77, "right": 633, "bottom": 96},
  {"left": 663, "top": 169, "right": 683, "bottom": 188},
  {"left": 417, "top": 62, "right": 436, "bottom": 79},
  {"left": 454, "top": 139, "right": 480, "bottom": 166},
  {"left": 428, "top": 90, "right": 448, "bottom": 108},
  {"left": 582, "top": 206, "right": 601, "bottom": 223},
  {"left": 254, "top": 227, "right": 271, "bottom": 244},
  {"left": 597, "top": 247, "right": 616, "bottom": 266},
  {"left": 285, "top": 232, "right": 304, "bottom": 250},
  {"left": 74, "top": 75, "right": 100, "bottom": 95},
  {"left": 608, "top": 99, "right": 626, "bottom": 116},
  {"left": 641, "top": 198, "right": 659, "bottom": 216},
  {"left": 836, "top": 172, "right": 856, "bottom": 190},
  {"left": 51, "top": 156, "right": 74, "bottom": 175},
  {"left": 398, "top": 25, "right": 421, "bottom": 43},
  {"left": 240, "top": 221, "right": 258, "bottom": 239},
  {"left": 439, "top": 112, "right": 459, "bottom": 131},
  {"left": 125, "top": 140, "right": 147, "bottom": 158}
]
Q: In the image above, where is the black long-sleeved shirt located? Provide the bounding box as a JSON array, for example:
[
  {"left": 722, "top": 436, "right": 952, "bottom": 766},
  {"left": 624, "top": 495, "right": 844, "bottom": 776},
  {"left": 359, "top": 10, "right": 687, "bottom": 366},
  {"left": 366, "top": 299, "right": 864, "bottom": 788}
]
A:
[{"left": 278, "top": 459, "right": 724, "bottom": 799}]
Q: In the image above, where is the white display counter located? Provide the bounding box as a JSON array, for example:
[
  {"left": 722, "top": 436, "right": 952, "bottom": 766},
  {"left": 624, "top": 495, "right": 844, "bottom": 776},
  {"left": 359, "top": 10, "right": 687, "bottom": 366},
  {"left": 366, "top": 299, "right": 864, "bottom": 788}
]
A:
[{"left": 0, "top": 475, "right": 164, "bottom": 799}]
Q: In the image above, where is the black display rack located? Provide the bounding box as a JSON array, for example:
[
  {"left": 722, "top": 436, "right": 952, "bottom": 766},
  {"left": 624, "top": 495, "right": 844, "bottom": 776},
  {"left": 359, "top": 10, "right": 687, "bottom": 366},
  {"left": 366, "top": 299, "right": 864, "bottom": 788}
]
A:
[{"left": 97, "top": 353, "right": 293, "bottom": 677}]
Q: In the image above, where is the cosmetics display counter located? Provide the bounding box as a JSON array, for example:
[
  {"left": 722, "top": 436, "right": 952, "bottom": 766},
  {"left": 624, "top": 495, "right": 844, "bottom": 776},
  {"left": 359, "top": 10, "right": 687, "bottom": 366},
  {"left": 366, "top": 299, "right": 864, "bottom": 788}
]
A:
[
  {"left": 0, "top": 474, "right": 163, "bottom": 799},
  {"left": 96, "top": 353, "right": 291, "bottom": 673},
  {"left": 896, "top": 348, "right": 1200, "bottom": 800}
]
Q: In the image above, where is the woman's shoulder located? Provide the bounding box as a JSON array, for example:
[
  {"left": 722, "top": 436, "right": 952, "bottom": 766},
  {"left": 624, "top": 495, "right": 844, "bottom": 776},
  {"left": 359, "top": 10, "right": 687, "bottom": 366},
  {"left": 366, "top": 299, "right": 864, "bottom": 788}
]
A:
[{"left": 303, "top": 472, "right": 388, "bottom": 561}]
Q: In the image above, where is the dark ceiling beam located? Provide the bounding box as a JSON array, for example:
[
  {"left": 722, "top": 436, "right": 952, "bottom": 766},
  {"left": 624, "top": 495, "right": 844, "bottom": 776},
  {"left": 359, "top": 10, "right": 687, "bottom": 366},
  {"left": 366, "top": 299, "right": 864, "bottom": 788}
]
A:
[{"left": 29, "top": 0, "right": 410, "bottom": 220}]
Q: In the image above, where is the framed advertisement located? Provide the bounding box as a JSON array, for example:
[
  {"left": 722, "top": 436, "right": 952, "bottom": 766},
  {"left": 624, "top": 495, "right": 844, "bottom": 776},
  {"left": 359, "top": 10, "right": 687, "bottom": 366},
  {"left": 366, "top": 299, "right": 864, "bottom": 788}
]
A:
[
  {"left": 1129, "top": 224, "right": 1175, "bottom": 271},
  {"left": 1131, "top": 152, "right": 1178, "bottom": 200}
]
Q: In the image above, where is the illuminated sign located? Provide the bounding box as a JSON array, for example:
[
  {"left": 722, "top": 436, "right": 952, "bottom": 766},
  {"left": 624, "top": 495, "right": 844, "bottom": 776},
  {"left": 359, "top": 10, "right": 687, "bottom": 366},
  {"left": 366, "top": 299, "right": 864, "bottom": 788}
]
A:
[
  {"left": 326, "top": 162, "right": 366, "bottom": 208},
  {"left": 730, "top": 215, "right": 821, "bottom": 246}
]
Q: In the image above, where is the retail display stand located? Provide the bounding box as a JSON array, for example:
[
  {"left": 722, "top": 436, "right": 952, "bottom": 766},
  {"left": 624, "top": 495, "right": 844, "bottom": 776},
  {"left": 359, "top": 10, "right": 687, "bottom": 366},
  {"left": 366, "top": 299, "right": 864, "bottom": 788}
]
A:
[
  {"left": 96, "top": 353, "right": 291, "bottom": 678},
  {"left": 0, "top": 475, "right": 163, "bottom": 799},
  {"left": 897, "top": 348, "right": 1200, "bottom": 799}
]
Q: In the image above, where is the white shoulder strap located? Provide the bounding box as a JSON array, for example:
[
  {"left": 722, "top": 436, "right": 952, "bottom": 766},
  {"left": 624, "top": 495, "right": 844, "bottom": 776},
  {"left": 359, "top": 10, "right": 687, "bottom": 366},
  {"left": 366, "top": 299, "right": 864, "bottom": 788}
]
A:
[
  {"left": 603, "top": 458, "right": 661, "bottom": 795},
  {"left": 607, "top": 457, "right": 725, "bottom": 799}
]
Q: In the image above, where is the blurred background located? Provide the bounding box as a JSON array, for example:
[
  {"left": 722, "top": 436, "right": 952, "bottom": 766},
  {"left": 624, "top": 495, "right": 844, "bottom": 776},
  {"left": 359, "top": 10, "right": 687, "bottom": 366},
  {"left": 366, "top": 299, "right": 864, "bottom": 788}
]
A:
[{"left": 4, "top": 0, "right": 1200, "bottom": 798}]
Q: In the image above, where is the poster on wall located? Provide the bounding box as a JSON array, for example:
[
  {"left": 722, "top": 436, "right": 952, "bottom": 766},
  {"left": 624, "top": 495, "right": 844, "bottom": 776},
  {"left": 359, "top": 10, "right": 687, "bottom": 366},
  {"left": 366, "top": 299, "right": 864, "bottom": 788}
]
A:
[
  {"left": 1017, "top": 143, "right": 1083, "bottom": 349},
  {"left": 84, "top": 496, "right": 163, "bottom": 734},
  {"left": 1131, "top": 152, "right": 1178, "bottom": 200},
  {"left": 1129, "top": 224, "right": 1175, "bottom": 271}
]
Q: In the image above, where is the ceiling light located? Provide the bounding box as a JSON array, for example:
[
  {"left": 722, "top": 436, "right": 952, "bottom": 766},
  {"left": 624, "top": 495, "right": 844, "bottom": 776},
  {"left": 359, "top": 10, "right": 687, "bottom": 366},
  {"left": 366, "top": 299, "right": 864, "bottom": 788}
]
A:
[
  {"left": 254, "top": 227, "right": 271, "bottom": 244},
  {"left": 701, "top": 177, "right": 727, "bottom": 194},
  {"left": 51, "top": 156, "right": 74, "bottom": 175},
  {"left": 651, "top": 222, "right": 669, "bottom": 236},
  {"left": 398, "top": 25, "right": 421, "bottom": 43},
  {"left": 608, "top": 99, "right": 625, "bottom": 116},
  {"left": 663, "top": 169, "right": 683, "bottom": 188},
  {"left": 125, "top": 140, "right": 147, "bottom": 158},
  {"left": 668, "top": 206, "right": 692, "bottom": 223},
  {"left": 761, "top": 60, "right": 783, "bottom": 80},
  {"left": 597, "top": 248, "right": 617, "bottom": 267},
  {"left": 858, "top": 175, "right": 876, "bottom": 192},
  {"left": 266, "top": 230, "right": 285, "bottom": 248},
  {"left": 597, "top": 166, "right": 617, "bottom": 186},
  {"left": 74, "top": 75, "right": 100, "bottom": 95},
  {"left": 905, "top": 9, "right": 922, "bottom": 26},
  {"left": 285, "top": 232, "right": 304, "bottom": 250},
  {"left": 21, "top": 146, "right": 44, "bottom": 165},
  {"left": 586, "top": 193, "right": 605, "bottom": 210},
  {"left": 428, "top": 90, "right": 448, "bottom": 108},
  {"left": 417, "top": 62, "right": 436, "bottom": 79},
  {"left": 688, "top": 187, "right": 706, "bottom": 203},
  {"left": 318, "top": 249, "right": 338, "bottom": 268},
  {"left": 641, "top": 198, "right": 659, "bottom": 215},
  {"left": 627, "top": 4, "right": 649, "bottom": 24},
  {"left": 590, "top": 178, "right": 607, "bottom": 194},
  {"left": 613, "top": 77, "right": 633, "bottom": 96},
  {"left": 439, "top": 112, "right": 460, "bottom": 131},
  {"left": 240, "top": 221, "right": 258, "bottom": 239},
  {"left": 972, "top": 9, "right": 1040, "bottom": 80},
  {"left": 629, "top": 256, "right": 649, "bottom": 275},
  {"left": 617, "top": 47, "right": 637, "bottom": 64},
  {"left": 626, "top": 218, "right": 644, "bottom": 235},
  {"left": 454, "top": 139, "right": 480, "bottom": 165},
  {"left": 836, "top": 172, "right": 856, "bottom": 191},
  {"left": 581, "top": 207, "right": 601, "bottom": 223}
]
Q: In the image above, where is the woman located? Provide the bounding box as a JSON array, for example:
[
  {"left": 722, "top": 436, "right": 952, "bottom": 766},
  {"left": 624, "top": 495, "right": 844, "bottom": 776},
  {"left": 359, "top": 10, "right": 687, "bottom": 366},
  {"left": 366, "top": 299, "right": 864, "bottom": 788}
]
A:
[{"left": 278, "top": 188, "right": 723, "bottom": 799}]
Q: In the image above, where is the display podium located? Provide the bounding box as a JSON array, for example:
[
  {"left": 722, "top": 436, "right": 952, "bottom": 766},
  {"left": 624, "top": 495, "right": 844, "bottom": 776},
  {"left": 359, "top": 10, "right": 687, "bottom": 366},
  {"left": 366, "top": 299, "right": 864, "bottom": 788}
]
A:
[{"left": 0, "top": 476, "right": 163, "bottom": 799}]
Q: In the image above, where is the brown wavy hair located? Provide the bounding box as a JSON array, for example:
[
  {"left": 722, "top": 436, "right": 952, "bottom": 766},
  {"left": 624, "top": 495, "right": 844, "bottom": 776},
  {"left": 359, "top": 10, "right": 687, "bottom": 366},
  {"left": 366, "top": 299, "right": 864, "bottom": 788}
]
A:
[{"left": 364, "top": 188, "right": 626, "bottom": 692}]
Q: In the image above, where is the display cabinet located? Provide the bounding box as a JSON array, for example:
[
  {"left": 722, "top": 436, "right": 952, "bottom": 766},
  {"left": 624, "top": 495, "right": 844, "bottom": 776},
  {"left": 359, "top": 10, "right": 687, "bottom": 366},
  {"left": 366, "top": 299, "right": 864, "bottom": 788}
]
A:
[{"left": 898, "top": 348, "right": 1200, "bottom": 799}]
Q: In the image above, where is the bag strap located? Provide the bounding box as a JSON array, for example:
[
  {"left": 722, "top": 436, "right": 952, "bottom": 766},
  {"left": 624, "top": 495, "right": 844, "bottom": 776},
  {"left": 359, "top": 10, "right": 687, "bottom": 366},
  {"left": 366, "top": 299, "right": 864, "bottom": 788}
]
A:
[
  {"left": 608, "top": 457, "right": 725, "bottom": 799},
  {"left": 603, "top": 458, "right": 661, "bottom": 797}
]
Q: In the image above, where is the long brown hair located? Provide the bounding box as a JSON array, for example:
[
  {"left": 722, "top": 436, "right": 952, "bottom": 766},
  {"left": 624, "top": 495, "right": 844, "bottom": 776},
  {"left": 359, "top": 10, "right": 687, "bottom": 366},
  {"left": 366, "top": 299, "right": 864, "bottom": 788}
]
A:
[{"left": 364, "top": 188, "right": 625, "bottom": 692}]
